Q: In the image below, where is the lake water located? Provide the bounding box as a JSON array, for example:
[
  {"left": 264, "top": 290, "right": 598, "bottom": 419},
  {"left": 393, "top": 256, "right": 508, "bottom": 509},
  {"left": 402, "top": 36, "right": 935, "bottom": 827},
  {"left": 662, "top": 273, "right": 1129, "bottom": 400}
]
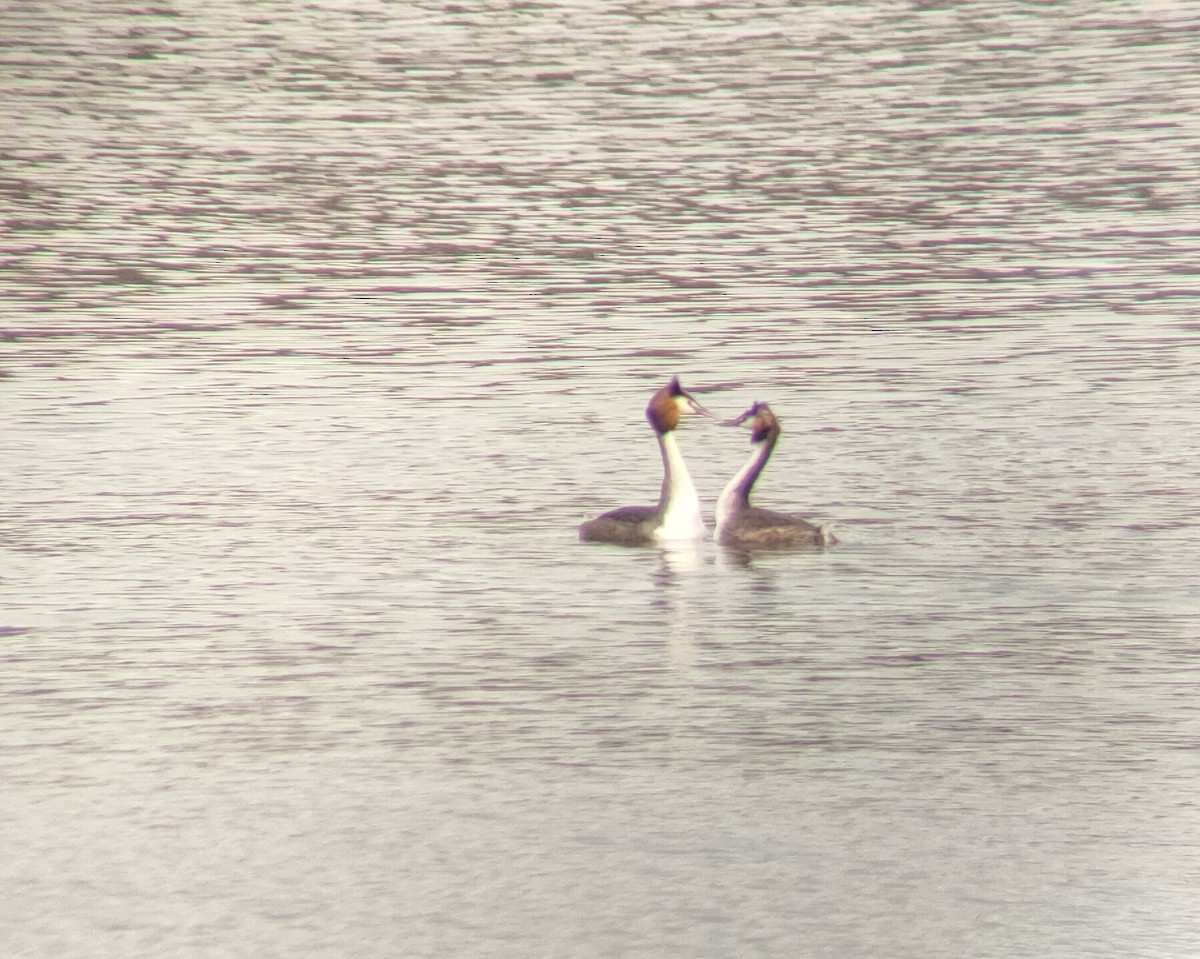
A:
[{"left": 3, "top": 1, "right": 1199, "bottom": 956}]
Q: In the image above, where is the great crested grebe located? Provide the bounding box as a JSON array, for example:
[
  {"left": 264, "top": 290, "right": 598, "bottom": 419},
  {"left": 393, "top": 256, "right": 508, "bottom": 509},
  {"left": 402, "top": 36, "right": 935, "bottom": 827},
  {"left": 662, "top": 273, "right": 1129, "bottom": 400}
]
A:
[
  {"left": 715, "top": 402, "right": 836, "bottom": 549},
  {"left": 579, "top": 377, "right": 716, "bottom": 546}
]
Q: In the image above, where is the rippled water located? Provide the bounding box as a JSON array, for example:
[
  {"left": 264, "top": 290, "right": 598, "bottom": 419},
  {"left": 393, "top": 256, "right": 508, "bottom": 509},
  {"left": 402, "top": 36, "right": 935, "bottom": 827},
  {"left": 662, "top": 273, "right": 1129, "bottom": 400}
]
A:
[{"left": 4, "top": 1, "right": 1200, "bottom": 956}]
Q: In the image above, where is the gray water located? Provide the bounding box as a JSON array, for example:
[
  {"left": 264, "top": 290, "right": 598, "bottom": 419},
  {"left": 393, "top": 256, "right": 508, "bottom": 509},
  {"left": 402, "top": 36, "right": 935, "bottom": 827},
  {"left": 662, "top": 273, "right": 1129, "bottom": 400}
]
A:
[{"left": 3, "top": 1, "right": 1200, "bottom": 956}]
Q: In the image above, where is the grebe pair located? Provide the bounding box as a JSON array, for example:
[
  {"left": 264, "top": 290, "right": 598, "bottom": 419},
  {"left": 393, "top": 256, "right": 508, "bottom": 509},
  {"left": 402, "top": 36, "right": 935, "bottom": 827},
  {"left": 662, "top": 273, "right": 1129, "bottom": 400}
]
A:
[{"left": 578, "top": 378, "right": 835, "bottom": 549}]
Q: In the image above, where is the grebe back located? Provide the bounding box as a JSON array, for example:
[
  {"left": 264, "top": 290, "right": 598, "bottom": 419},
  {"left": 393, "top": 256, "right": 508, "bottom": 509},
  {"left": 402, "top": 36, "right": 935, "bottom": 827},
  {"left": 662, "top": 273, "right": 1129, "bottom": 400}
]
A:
[
  {"left": 715, "top": 402, "right": 835, "bottom": 548},
  {"left": 579, "top": 377, "right": 715, "bottom": 546}
]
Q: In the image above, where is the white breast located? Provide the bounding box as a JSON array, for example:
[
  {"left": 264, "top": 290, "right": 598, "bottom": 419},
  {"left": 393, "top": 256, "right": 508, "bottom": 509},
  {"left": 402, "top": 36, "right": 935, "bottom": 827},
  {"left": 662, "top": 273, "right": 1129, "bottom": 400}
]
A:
[
  {"left": 714, "top": 484, "right": 740, "bottom": 539},
  {"left": 654, "top": 431, "right": 706, "bottom": 543},
  {"left": 656, "top": 494, "right": 705, "bottom": 542}
]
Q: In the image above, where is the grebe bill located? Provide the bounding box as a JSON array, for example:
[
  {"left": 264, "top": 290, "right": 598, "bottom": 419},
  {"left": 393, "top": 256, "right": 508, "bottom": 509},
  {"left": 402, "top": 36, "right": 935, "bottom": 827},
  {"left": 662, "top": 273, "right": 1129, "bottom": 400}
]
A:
[
  {"left": 715, "top": 401, "right": 836, "bottom": 549},
  {"left": 579, "top": 377, "right": 715, "bottom": 546}
]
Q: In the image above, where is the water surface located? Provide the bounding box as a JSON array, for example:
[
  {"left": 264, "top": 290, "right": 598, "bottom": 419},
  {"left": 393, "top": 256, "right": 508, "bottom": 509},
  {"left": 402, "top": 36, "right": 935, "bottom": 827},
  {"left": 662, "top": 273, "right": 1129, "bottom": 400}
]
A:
[{"left": 3, "top": 1, "right": 1200, "bottom": 956}]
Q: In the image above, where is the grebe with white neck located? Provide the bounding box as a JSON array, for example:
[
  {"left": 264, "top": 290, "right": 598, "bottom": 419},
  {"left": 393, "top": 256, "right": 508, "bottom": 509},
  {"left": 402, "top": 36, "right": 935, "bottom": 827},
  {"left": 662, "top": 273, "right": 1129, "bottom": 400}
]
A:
[
  {"left": 579, "top": 377, "right": 715, "bottom": 546},
  {"left": 715, "top": 402, "right": 836, "bottom": 549}
]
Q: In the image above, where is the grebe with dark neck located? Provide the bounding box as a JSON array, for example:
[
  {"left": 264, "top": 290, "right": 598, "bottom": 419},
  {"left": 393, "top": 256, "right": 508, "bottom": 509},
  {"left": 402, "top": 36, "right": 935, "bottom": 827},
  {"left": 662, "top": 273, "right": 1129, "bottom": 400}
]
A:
[
  {"left": 715, "top": 402, "right": 836, "bottom": 548},
  {"left": 579, "top": 377, "right": 715, "bottom": 546}
]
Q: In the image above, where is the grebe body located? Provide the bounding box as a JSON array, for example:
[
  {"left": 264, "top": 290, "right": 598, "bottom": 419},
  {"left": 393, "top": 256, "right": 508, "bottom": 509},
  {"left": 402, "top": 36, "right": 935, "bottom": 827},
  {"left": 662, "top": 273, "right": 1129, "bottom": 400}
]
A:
[
  {"left": 715, "top": 402, "right": 835, "bottom": 549},
  {"left": 580, "top": 377, "right": 714, "bottom": 546}
]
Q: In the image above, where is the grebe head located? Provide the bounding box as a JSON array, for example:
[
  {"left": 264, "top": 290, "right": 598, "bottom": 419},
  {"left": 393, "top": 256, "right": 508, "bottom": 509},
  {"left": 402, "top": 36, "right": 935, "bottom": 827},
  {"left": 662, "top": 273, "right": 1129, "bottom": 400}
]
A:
[
  {"left": 646, "top": 376, "right": 716, "bottom": 434},
  {"left": 722, "top": 401, "right": 780, "bottom": 444}
]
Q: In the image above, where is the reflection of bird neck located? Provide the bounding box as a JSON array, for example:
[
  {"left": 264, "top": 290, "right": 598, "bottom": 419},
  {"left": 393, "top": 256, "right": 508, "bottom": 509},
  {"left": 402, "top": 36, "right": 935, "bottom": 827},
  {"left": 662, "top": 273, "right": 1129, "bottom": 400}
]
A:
[
  {"left": 717, "top": 429, "right": 778, "bottom": 522},
  {"left": 655, "top": 429, "right": 703, "bottom": 539}
]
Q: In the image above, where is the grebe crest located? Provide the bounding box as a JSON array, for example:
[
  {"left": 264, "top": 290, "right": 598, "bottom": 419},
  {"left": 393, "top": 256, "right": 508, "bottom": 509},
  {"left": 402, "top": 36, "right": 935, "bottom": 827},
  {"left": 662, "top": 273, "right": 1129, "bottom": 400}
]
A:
[
  {"left": 723, "top": 401, "right": 779, "bottom": 444},
  {"left": 716, "top": 400, "right": 836, "bottom": 549},
  {"left": 579, "top": 376, "right": 715, "bottom": 547},
  {"left": 646, "top": 376, "right": 708, "bottom": 433}
]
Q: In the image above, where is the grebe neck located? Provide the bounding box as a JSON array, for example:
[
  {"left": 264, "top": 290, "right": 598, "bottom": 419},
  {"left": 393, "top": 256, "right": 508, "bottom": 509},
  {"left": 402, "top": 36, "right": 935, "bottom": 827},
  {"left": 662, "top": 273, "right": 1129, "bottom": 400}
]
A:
[
  {"left": 654, "top": 429, "right": 704, "bottom": 541},
  {"left": 716, "top": 430, "right": 777, "bottom": 530}
]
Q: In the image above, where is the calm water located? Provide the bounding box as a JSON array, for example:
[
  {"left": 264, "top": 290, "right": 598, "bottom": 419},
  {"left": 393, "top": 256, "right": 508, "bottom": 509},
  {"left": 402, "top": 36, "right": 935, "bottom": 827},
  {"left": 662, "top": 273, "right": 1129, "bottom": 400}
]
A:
[{"left": 3, "top": 1, "right": 1200, "bottom": 956}]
